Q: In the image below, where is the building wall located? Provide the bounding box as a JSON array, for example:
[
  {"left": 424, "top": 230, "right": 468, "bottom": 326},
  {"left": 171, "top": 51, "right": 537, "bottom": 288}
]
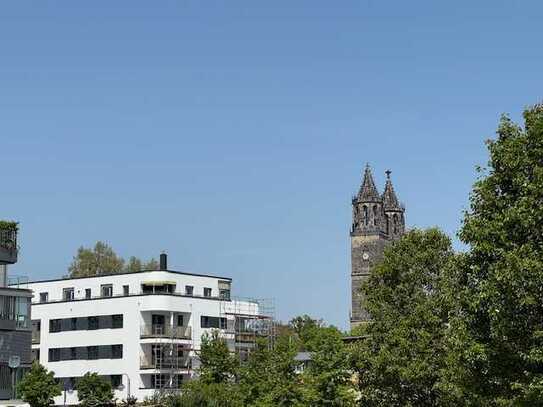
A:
[
  {"left": 0, "top": 287, "right": 32, "bottom": 400},
  {"left": 26, "top": 270, "right": 256, "bottom": 404}
]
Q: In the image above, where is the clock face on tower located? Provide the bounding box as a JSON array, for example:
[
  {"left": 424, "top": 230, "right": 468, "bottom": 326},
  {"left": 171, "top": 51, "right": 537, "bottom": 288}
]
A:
[{"left": 362, "top": 252, "right": 370, "bottom": 261}]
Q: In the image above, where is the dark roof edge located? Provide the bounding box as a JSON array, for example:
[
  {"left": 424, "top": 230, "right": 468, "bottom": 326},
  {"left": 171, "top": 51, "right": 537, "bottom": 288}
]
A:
[{"left": 19, "top": 269, "right": 232, "bottom": 285}]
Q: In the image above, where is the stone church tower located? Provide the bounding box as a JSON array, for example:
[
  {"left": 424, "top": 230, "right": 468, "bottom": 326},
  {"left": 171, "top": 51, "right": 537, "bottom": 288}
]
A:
[{"left": 350, "top": 165, "right": 405, "bottom": 330}]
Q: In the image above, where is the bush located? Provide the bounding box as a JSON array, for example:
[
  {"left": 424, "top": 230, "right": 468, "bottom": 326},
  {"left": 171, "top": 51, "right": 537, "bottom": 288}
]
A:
[
  {"left": 17, "top": 362, "right": 61, "bottom": 407},
  {"left": 76, "top": 372, "right": 115, "bottom": 406}
]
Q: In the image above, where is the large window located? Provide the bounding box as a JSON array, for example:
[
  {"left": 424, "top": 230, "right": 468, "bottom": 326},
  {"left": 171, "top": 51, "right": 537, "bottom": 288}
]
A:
[
  {"left": 185, "top": 285, "right": 194, "bottom": 296},
  {"left": 201, "top": 316, "right": 227, "bottom": 329},
  {"left": 39, "top": 292, "right": 49, "bottom": 303},
  {"left": 48, "top": 344, "right": 123, "bottom": 362},
  {"left": 203, "top": 287, "right": 212, "bottom": 297},
  {"left": 0, "top": 295, "right": 30, "bottom": 328},
  {"left": 49, "top": 314, "right": 123, "bottom": 333}
]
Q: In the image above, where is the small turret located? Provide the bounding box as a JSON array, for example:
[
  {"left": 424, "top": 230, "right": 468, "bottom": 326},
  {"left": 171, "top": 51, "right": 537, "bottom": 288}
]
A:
[{"left": 382, "top": 170, "right": 405, "bottom": 239}]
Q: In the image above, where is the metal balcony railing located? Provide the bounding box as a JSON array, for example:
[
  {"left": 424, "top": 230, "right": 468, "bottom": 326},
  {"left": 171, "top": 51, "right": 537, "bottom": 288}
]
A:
[
  {"left": 0, "top": 228, "right": 18, "bottom": 264},
  {"left": 139, "top": 355, "right": 190, "bottom": 370},
  {"left": 140, "top": 324, "right": 191, "bottom": 339}
]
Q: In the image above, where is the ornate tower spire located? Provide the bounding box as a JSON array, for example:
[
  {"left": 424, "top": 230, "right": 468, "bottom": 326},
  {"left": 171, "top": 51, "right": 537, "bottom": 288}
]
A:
[
  {"left": 352, "top": 164, "right": 383, "bottom": 236},
  {"left": 358, "top": 164, "right": 381, "bottom": 202},
  {"left": 382, "top": 170, "right": 405, "bottom": 239},
  {"left": 382, "top": 170, "right": 401, "bottom": 210}
]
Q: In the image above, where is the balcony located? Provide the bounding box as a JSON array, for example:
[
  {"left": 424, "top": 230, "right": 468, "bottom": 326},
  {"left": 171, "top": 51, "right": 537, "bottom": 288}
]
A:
[
  {"left": 0, "top": 222, "right": 18, "bottom": 264},
  {"left": 140, "top": 355, "right": 190, "bottom": 370},
  {"left": 140, "top": 324, "right": 191, "bottom": 340}
]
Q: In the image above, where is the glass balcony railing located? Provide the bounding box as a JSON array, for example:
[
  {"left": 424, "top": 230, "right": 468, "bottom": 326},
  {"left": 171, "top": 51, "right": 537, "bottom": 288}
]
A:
[
  {"left": 140, "top": 355, "right": 190, "bottom": 369},
  {"left": 140, "top": 324, "right": 191, "bottom": 339}
]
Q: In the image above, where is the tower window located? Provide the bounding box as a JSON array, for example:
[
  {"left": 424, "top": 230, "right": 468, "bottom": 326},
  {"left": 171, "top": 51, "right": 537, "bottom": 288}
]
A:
[
  {"left": 386, "top": 215, "right": 390, "bottom": 235},
  {"left": 393, "top": 214, "right": 399, "bottom": 234},
  {"left": 363, "top": 206, "right": 368, "bottom": 226},
  {"left": 373, "top": 205, "right": 378, "bottom": 226}
]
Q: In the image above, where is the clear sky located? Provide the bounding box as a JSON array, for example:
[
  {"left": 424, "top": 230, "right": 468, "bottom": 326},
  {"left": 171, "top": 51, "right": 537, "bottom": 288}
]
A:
[{"left": 1, "top": 1, "right": 542, "bottom": 330}]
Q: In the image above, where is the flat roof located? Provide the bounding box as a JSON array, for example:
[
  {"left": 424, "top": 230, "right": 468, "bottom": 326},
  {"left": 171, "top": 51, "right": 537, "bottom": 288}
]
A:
[
  {"left": 19, "top": 269, "right": 232, "bottom": 285},
  {"left": 0, "top": 286, "right": 33, "bottom": 297}
]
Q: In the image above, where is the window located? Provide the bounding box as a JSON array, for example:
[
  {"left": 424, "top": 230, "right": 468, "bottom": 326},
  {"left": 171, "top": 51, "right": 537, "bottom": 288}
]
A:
[
  {"left": 101, "top": 284, "right": 113, "bottom": 298},
  {"left": 219, "top": 289, "right": 230, "bottom": 300},
  {"left": 49, "top": 319, "right": 61, "bottom": 333},
  {"left": 203, "top": 287, "right": 212, "bottom": 297},
  {"left": 49, "top": 345, "right": 122, "bottom": 361},
  {"left": 112, "top": 344, "right": 123, "bottom": 359},
  {"left": 151, "top": 374, "right": 169, "bottom": 389},
  {"left": 373, "top": 205, "right": 378, "bottom": 226},
  {"left": 185, "top": 285, "right": 194, "bottom": 296},
  {"left": 87, "top": 346, "right": 99, "bottom": 360},
  {"left": 112, "top": 314, "right": 123, "bottom": 329},
  {"left": 39, "top": 292, "right": 49, "bottom": 303},
  {"left": 48, "top": 348, "right": 61, "bottom": 362},
  {"left": 49, "top": 314, "right": 121, "bottom": 332},
  {"left": 110, "top": 375, "right": 122, "bottom": 388},
  {"left": 63, "top": 288, "right": 74, "bottom": 301},
  {"left": 201, "top": 316, "right": 227, "bottom": 329},
  {"left": 177, "top": 315, "right": 184, "bottom": 327},
  {"left": 85, "top": 289, "right": 91, "bottom": 299},
  {"left": 123, "top": 285, "right": 129, "bottom": 295},
  {"left": 88, "top": 316, "right": 99, "bottom": 330},
  {"left": 363, "top": 205, "right": 368, "bottom": 225}
]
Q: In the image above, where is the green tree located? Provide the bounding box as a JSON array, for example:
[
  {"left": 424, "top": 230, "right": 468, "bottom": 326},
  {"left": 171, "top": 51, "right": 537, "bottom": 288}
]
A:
[
  {"left": 68, "top": 241, "right": 125, "bottom": 277},
  {"left": 304, "top": 328, "right": 356, "bottom": 406},
  {"left": 68, "top": 241, "right": 161, "bottom": 277},
  {"left": 353, "top": 228, "right": 454, "bottom": 406},
  {"left": 124, "top": 256, "right": 159, "bottom": 272},
  {"left": 17, "top": 362, "right": 61, "bottom": 407},
  {"left": 76, "top": 372, "right": 114, "bottom": 407},
  {"left": 239, "top": 335, "right": 308, "bottom": 406},
  {"left": 198, "top": 330, "right": 239, "bottom": 384},
  {"left": 289, "top": 315, "right": 324, "bottom": 351},
  {"left": 444, "top": 104, "right": 543, "bottom": 405}
]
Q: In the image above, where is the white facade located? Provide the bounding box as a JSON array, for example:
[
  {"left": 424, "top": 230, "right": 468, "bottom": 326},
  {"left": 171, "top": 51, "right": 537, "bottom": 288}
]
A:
[{"left": 26, "top": 269, "right": 259, "bottom": 404}]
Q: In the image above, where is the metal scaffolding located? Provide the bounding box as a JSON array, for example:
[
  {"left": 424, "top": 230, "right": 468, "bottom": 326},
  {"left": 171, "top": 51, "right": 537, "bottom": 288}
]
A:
[{"left": 220, "top": 297, "right": 276, "bottom": 361}]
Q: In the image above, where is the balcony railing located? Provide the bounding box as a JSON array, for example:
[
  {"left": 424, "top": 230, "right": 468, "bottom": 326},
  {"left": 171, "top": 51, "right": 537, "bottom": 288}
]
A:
[
  {"left": 0, "top": 226, "right": 18, "bottom": 264},
  {"left": 140, "top": 324, "right": 191, "bottom": 339},
  {"left": 140, "top": 355, "right": 190, "bottom": 370}
]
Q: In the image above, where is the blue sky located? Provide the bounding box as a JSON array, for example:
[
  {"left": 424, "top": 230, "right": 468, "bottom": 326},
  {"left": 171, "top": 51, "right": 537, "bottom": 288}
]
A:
[{"left": 1, "top": 1, "right": 542, "bottom": 330}]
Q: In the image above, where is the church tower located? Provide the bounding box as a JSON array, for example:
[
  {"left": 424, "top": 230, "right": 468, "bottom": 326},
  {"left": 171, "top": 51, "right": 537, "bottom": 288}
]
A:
[{"left": 350, "top": 165, "right": 405, "bottom": 330}]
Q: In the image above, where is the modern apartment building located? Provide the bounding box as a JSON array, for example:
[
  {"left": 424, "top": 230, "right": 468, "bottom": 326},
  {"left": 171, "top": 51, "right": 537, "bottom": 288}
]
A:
[
  {"left": 26, "top": 254, "right": 265, "bottom": 404},
  {"left": 0, "top": 222, "right": 32, "bottom": 400}
]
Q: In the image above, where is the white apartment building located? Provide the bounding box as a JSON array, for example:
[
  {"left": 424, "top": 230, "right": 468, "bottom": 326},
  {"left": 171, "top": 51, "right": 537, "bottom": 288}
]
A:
[{"left": 24, "top": 254, "right": 262, "bottom": 404}]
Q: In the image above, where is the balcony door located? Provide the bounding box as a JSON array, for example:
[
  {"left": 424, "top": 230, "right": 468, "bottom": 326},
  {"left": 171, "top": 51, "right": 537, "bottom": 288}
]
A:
[{"left": 151, "top": 314, "right": 165, "bottom": 335}]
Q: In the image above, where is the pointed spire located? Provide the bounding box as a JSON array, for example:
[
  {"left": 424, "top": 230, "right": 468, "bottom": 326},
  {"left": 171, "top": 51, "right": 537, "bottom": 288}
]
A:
[
  {"left": 358, "top": 164, "right": 381, "bottom": 202},
  {"left": 382, "top": 170, "right": 401, "bottom": 210}
]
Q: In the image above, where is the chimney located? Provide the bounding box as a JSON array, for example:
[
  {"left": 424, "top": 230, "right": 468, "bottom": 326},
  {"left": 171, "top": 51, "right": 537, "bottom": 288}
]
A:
[{"left": 160, "top": 253, "right": 167, "bottom": 271}]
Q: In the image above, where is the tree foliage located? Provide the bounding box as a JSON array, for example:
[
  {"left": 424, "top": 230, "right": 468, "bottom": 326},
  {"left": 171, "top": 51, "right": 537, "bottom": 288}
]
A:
[
  {"left": 198, "top": 330, "right": 239, "bottom": 384},
  {"left": 68, "top": 241, "right": 159, "bottom": 277},
  {"left": 17, "top": 362, "right": 61, "bottom": 407},
  {"left": 76, "top": 372, "right": 115, "bottom": 407},
  {"left": 443, "top": 104, "right": 543, "bottom": 405},
  {"left": 354, "top": 228, "right": 454, "bottom": 406}
]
